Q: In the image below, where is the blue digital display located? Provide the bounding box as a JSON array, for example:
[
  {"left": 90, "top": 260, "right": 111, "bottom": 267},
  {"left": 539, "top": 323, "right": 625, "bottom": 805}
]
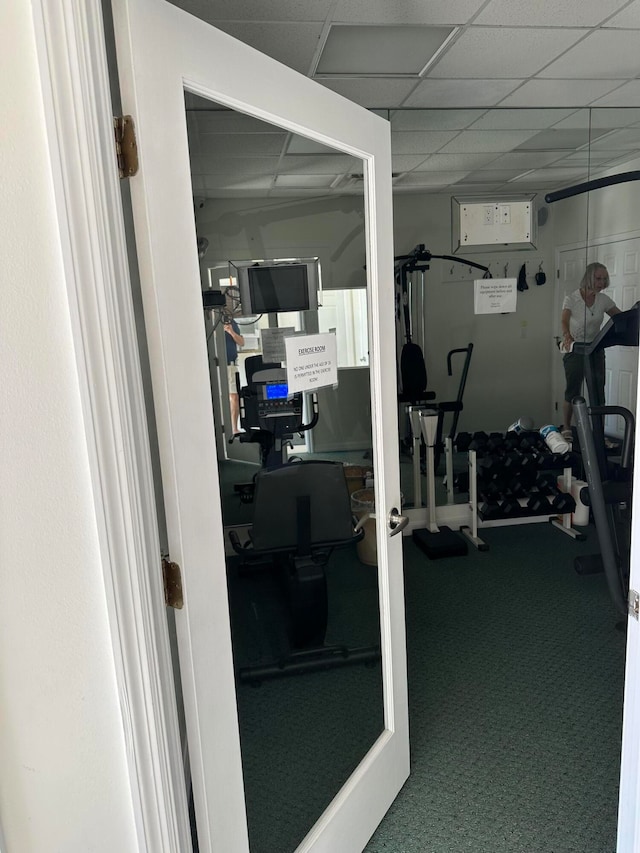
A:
[{"left": 265, "top": 383, "right": 289, "bottom": 400}]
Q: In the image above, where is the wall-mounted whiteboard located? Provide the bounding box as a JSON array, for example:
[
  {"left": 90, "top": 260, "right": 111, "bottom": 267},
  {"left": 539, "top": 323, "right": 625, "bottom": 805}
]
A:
[{"left": 452, "top": 196, "right": 536, "bottom": 252}]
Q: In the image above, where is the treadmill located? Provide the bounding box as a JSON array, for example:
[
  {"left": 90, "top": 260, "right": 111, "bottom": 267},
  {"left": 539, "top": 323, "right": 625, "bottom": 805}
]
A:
[{"left": 572, "top": 303, "right": 639, "bottom": 614}]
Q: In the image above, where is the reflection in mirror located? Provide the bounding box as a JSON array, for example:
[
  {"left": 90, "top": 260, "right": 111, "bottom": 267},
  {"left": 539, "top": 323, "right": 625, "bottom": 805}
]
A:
[
  {"left": 389, "top": 107, "right": 640, "bottom": 512},
  {"left": 185, "top": 95, "right": 384, "bottom": 853}
]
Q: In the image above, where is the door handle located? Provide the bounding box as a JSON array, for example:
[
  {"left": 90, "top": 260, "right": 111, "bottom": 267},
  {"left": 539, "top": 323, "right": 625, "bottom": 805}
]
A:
[{"left": 388, "top": 508, "right": 408, "bottom": 536}]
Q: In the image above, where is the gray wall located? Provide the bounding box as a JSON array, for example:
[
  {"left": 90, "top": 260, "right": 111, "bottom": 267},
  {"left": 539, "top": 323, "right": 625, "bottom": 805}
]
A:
[{"left": 198, "top": 191, "right": 560, "bottom": 434}]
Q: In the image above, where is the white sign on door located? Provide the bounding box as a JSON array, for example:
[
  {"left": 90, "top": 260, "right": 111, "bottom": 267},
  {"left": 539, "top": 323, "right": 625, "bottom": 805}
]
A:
[{"left": 285, "top": 332, "right": 338, "bottom": 393}]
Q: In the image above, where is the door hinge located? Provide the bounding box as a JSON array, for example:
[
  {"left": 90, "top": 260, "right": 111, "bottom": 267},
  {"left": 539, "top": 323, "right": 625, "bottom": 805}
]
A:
[
  {"left": 113, "top": 115, "right": 138, "bottom": 179},
  {"left": 628, "top": 588, "right": 639, "bottom": 620},
  {"left": 162, "top": 556, "right": 184, "bottom": 609}
]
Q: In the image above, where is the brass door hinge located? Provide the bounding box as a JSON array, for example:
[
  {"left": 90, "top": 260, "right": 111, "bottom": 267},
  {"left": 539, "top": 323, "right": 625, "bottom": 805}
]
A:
[
  {"left": 629, "top": 589, "right": 639, "bottom": 621},
  {"left": 162, "top": 557, "right": 184, "bottom": 609},
  {"left": 114, "top": 115, "right": 138, "bottom": 179}
]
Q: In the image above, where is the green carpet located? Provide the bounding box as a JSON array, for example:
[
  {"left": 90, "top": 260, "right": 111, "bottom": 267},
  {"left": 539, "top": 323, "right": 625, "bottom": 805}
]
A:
[
  {"left": 365, "top": 524, "right": 626, "bottom": 853},
  {"left": 222, "top": 492, "right": 625, "bottom": 853}
]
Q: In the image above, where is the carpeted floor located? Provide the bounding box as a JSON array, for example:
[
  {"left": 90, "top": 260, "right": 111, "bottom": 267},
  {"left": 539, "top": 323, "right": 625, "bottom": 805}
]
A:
[
  {"left": 365, "top": 524, "right": 626, "bottom": 853},
  {"left": 221, "top": 461, "right": 626, "bottom": 853}
]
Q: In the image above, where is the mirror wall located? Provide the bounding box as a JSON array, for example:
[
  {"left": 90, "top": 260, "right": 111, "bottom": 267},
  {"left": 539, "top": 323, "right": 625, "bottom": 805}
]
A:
[
  {"left": 187, "top": 101, "right": 640, "bottom": 848},
  {"left": 187, "top": 99, "right": 384, "bottom": 853}
]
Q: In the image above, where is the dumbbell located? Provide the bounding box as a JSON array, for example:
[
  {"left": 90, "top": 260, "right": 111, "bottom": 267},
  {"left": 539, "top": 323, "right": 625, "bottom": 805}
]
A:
[
  {"left": 478, "top": 500, "right": 503, "bottom": 520},
  {"left": 478, "top": 482, "right": 503, "bottom": 501},
  {"left": 526, "top": 492, "right": 553, "bottom": 515},
  {"left": 507, "top": 476, "right": 528, "bottom": 498},
  {"left": 500, "top": 496, "right": 521, "bottom": 517},
  {"left": 534, "top": 472, "right": 557, "bottom": 495},
  {"left": 478, "top": 455, "right": 507, "bottom": 484},
  {"left": 486, "top": 432, "right": 506, "bottom": 452},
  {"left": 551, "top": 491, "right": 576, "bottom": 514},
  {"left": 469, "top": 431, "right": 489, "bottom": 452}
]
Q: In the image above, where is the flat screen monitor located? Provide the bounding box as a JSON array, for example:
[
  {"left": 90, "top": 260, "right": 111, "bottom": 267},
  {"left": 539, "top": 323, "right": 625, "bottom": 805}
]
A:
[
  {"left": 247, "top": 264, "right": 309, "bottom": 313},
  {"left": 234, "top": 259, "right": 319, "bottom": 315}
]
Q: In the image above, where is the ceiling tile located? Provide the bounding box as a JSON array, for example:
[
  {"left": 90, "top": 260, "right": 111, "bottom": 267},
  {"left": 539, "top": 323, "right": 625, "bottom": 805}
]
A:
[
  {"left": 316, "top": 25, "right": 455, "bottom": 75},
  {"left": 462, "top": 169, "right": 526, "bottom": 183},
  {"left": 186, "top": 111, "right": 278, "bottom": 134},
  {"left": 509, "top": 166, "right": 588, "bottom": 184},
  {"left": 173, "top": 0, "right": 334, "bottom": 22},
  {"left": 589, "top": 128, "right": 640, "bottom": 150},
  {"left": 514, "top": 128, "right": 609, "bottom": 150},
  {"left": 484, "top": 151, "right": 567, "bottom": 169},
  {"left": 274, "top": 175, "right": 337, "bottom": 187},
  {"left": 469, "top": 108, "right": 577, "bottom": 130},
  {"left": 439, "top": 130, "right": 541, "bottom": 154},
  {"left": 592, "top": 81, "right": 640, "bottom": 107},
  {"left": 189, "top": 156, "right": 281, "bottom": 176},
  {"left": 475, "top": 0, "right": 628, "bottom": 27},
  {"left": 204, "top": 174, "right": 274, "bottom": 191},
  {"left": 279, "top": 154, "right": 361, "bottom": 173},
  {"left": 413, "top": 152, "right": 500, "bottom": 170},
  {"left": 429, "top": 27, "right": 587, "bottom": 79},
  {"left": 318, "top": 77, "right": 418, "bottom": 108},
  {"left": 538, "top": 30, "right": 640, "bottom": 79},
  {"left": 405, "top": 78, "right": 523, "bottom": 107},
  {"left": 212, "top": 22, "right": 324, "bottom": 74},
  {"left": 333, "top": 0, "right": 487, "bottom": 25},
  {"left": 391, "top": 130, "right": 460, "bottom": 154},
  {"left": 395, "top": 171, "right": 471, "bottom": 186},
  {"left": 498, "top": 79, "right": 625, "bottom": 106},
  {"left": 196, "top": 133, "right": 287, "bottom": 156},
  {"left": 587, "top": 107, "right": 640, "bottom": 126},
  {"left": 391, "top": 109, "right": 485, "bottom": 130},
  {"left": 602, "top": 0, "right": 640, "bottom": 27},
  {"left": 286, "top": 136, "right": 341, "bottom": 154},
  {"left": 392, "top": 154, "right": 432, "bottom": 171}
]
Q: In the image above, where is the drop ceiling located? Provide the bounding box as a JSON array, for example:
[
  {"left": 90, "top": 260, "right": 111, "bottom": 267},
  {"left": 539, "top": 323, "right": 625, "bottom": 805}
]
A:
[{"left": 175, "top": 0, "right": 640, "bottom": 198}]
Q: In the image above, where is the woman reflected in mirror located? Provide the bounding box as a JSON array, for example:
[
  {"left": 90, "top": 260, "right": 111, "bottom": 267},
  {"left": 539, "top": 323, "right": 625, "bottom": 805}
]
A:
[{"left": 560, "top": 262, "right": 621, "bottom": 441}]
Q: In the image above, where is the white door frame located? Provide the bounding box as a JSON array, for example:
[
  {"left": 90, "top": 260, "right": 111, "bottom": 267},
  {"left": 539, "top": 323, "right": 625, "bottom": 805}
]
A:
[{"left": 31, "top": 0, "right": 191, "bottom": 850}]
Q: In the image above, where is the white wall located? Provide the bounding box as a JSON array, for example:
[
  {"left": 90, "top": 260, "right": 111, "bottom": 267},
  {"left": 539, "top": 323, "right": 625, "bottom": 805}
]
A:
[{"left": 0, "top": 3, "right": 138, "bottom": 850}]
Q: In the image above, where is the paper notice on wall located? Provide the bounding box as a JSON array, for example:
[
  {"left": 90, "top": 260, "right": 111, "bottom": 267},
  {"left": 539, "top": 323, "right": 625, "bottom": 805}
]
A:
[
  {"left": 260, "top": 326, "right": 295, "bottom": 363},
  {"left": 285, "top": 332, "right": 338, "bottom": 393},
  {"left": 474, "top": 278, "right": 517, "bottom": 314}
]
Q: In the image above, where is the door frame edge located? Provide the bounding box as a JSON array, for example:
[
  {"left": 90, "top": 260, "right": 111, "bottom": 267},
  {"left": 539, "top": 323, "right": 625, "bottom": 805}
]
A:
[{"left": 30, "top": 1, "right": 191, "bottom": 850}]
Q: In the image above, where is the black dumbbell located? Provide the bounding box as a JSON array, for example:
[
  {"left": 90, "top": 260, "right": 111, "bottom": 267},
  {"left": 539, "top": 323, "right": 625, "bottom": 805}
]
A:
[
  {"left": 535, "top": 472, "right": 556, "bottom": 495},
  {"left": 479, "top": 500, "right": 503, "bottom": 520},
  {"left": 501, "top": 496, "right": 521, "bottom": 517},
  {"left": 527, "top": 493, "right": 553, "bottom": 515},
  {"left": 507, "top": 477, "right": 528, "bottom": 498},
  {"left": 487, "top": 432, "right": 506, "bottom": 452},
  {"left": 552, "top": 492, "right": 576, "bottom": 514}
]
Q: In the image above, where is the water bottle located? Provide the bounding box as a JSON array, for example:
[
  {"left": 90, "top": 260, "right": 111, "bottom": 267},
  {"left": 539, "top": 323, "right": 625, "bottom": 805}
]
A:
[
  {"left": 540, "top": 424, "right": 570, "bottom": 454},
  {"left": 508, "top": 416, "right": 535, "bottom": 434}
]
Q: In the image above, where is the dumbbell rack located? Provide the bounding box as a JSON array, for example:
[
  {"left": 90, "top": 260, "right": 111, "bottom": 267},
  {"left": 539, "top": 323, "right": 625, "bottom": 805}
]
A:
[{"left": 459, "top": 433, "right": 587, "bottom": 551}]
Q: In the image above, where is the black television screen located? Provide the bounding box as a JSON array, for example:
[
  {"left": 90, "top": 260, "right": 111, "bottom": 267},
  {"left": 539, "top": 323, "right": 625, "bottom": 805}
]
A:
[{"left": 247, "top": 264, "right": 310, "bottom": 313}]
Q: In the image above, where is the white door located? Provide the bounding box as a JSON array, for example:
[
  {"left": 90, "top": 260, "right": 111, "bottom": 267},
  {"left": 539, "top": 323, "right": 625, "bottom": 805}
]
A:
[{"left": 110, "top": 1, "right": 409, "bottom": 852}]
